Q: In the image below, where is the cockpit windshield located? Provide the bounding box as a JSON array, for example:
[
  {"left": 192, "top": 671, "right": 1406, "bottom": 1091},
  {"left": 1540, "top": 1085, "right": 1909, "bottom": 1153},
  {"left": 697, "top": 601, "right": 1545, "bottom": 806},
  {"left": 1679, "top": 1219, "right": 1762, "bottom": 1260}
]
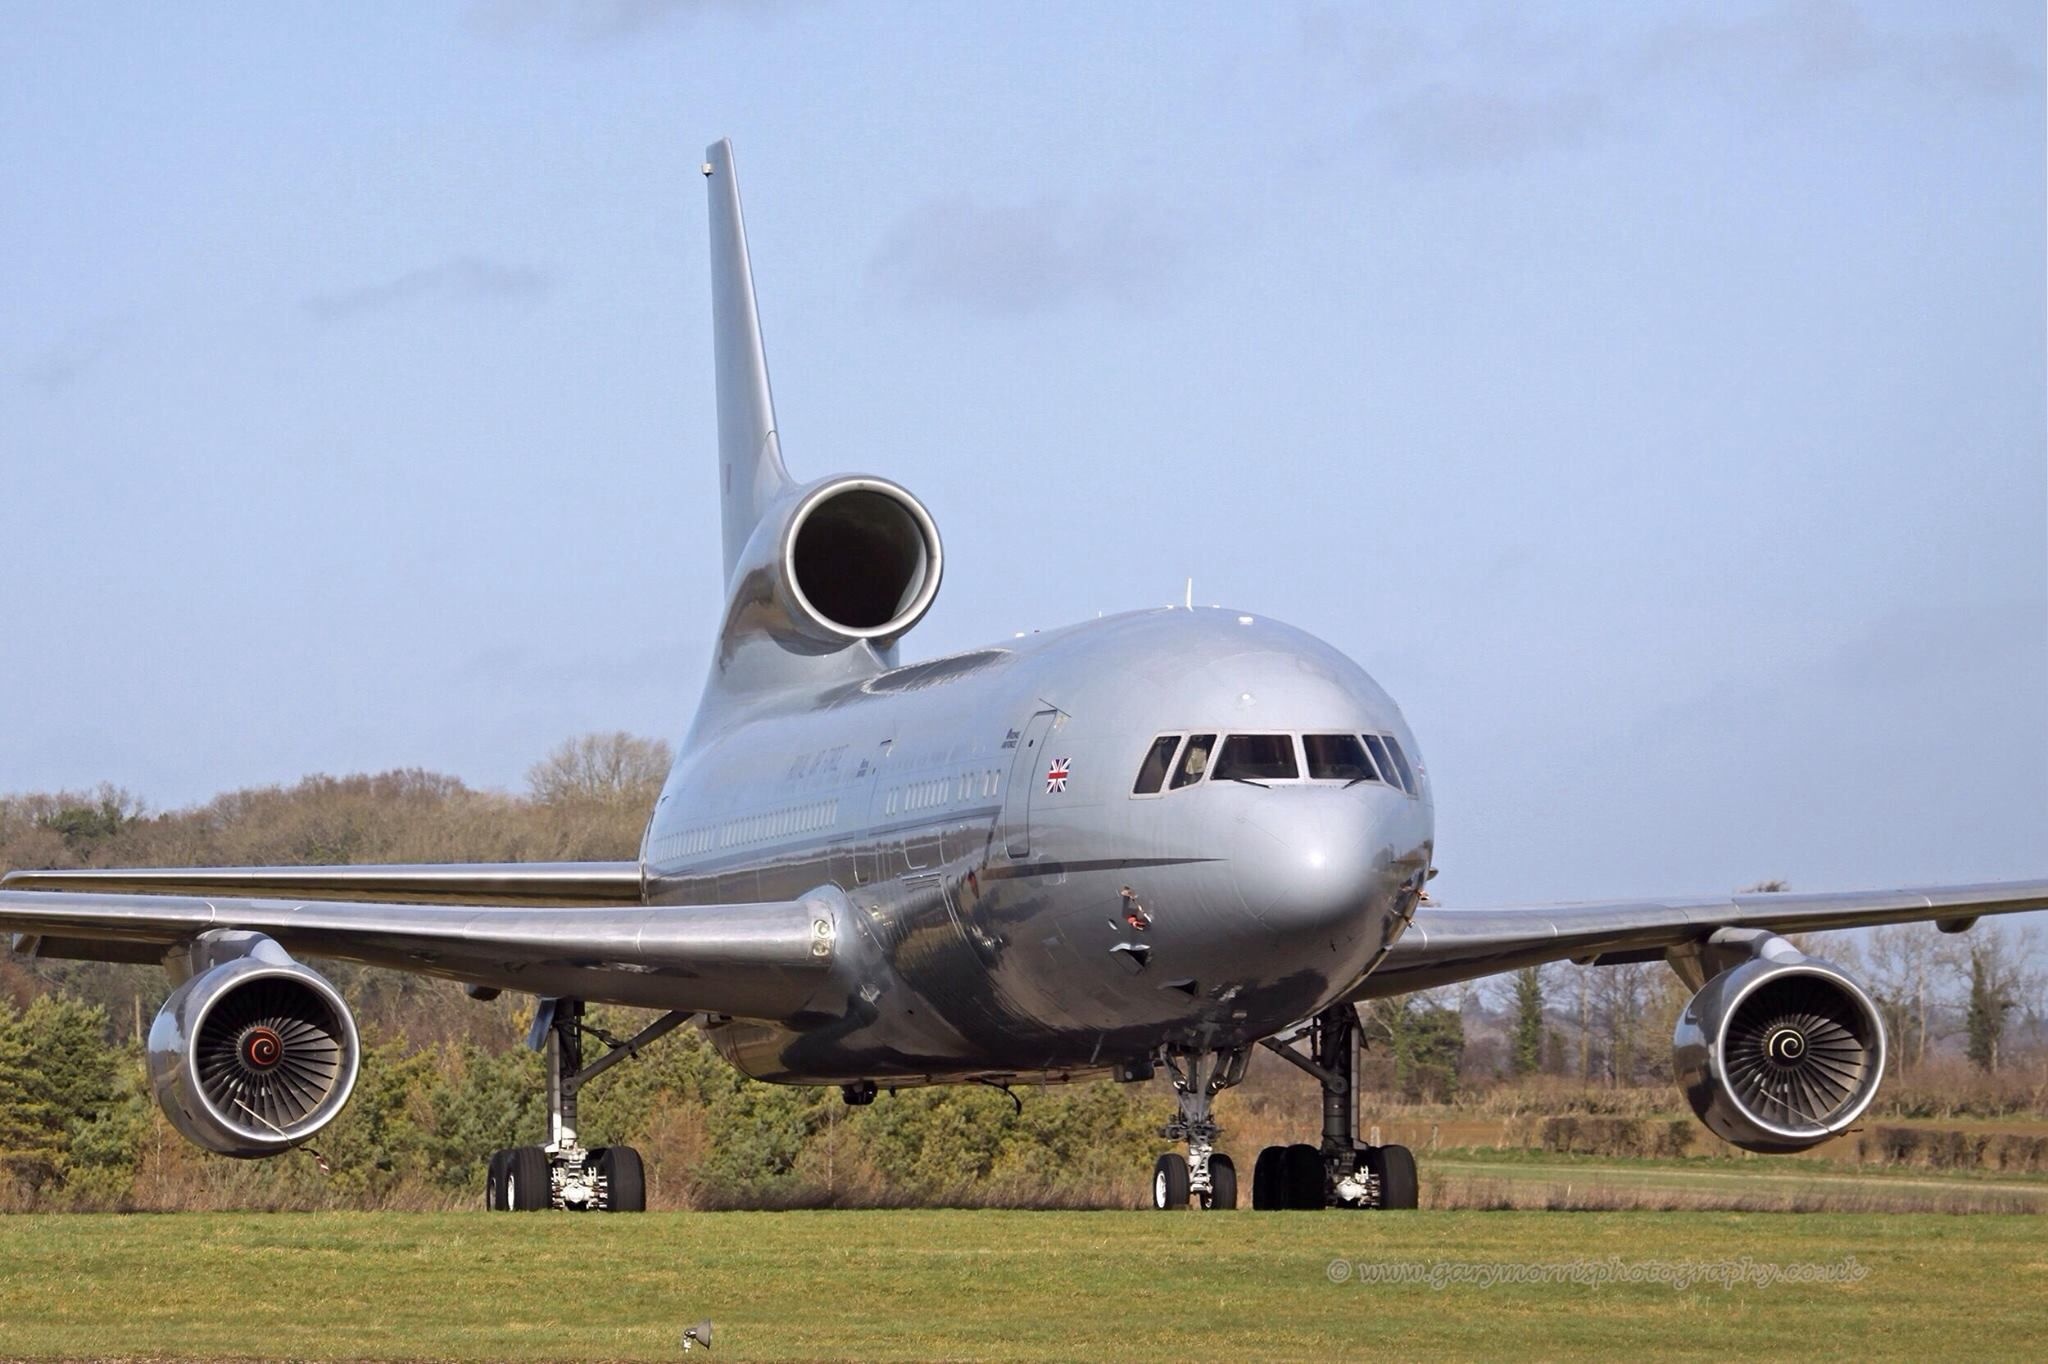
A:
[
  {"left": 1170, "top": 734, "right": 1216, "bottom": 788},
  {"left": 1132, "top": 729, "right": 1417, "bottom": 795},
  {"left": 1304, "top": 733, "right": 1377, "bottom": 782},
  {"left": 1379, "top": 734, "right": 1416, "bottom": 793},
  {"left": 1360, "top": 735, "right": 1398, "bottom": 791},
  {"left": 1132, "top": 734, "right": 1180, "bottom": 795},
  {"left": 1212, "top": 733, "right": 1300, "bottom": 782}
]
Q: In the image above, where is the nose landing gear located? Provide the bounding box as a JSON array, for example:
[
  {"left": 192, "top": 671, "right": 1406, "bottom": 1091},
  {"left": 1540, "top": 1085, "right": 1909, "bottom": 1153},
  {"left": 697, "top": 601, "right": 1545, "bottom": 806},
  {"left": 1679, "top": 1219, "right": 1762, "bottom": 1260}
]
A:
[
  {"left": 1151, "top": 1046, "right": 1248, "bottom": 1209},
  {"left": 1251, "top": 1002, "right": 1418, "bottom": 1210}
]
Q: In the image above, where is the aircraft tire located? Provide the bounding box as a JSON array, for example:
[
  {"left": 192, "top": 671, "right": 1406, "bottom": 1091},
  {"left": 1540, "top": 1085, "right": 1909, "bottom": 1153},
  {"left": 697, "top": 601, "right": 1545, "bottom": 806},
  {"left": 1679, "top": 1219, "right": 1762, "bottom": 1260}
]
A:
[
  {"left": 1203, "top": 1153, "right": 1237, "bottom": 1209},
  {"left": 506, "top": 1145, "right": 552, "bottom": 1211},
  {"left": 1367, "top": 1143, "right": 1419, "bottom": 1210},
  {"left": 599, "top": 1145, "right": 647, "bottom": 1212},
  {"left": 1282, "top": 1144, "right": 1324, "bottom": 1209},
  {"left": 486, "top": 1149, "right": 510, "bottom": 1210},
  {"left": 1251, "top": 1146, "right": 1286, "bottom": 1209},
  {"left": 1152, "top": 1153, "right": 1190, "bottom": 1209}
]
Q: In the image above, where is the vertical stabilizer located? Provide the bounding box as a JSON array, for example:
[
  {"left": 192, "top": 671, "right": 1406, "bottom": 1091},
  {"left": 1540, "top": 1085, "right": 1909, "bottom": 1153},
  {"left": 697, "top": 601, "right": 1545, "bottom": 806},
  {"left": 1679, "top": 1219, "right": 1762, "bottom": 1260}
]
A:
[{"left": 703, "top": 139, "right": 792, "bottom": 581}]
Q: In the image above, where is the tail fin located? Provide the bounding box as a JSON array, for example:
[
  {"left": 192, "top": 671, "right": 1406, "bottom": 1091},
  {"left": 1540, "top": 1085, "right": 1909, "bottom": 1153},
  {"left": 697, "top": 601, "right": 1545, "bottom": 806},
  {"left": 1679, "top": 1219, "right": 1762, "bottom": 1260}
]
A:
[{"left": 703, "top": 139, "right": 792, "bottom": 582}]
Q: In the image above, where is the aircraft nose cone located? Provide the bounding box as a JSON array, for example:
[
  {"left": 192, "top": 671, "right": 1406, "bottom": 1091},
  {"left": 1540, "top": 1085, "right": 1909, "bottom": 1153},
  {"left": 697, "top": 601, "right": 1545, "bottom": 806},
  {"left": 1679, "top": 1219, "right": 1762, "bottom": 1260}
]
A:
[{"left": 1231, "top": 795, "right": 1381, "bottom": 938}]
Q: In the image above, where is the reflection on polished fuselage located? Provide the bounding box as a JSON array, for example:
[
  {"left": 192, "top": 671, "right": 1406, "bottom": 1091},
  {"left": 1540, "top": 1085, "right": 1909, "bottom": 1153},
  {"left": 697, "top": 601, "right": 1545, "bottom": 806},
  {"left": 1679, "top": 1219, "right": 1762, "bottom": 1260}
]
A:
[{"left": 643, "top": 606, "right": 1435, "bottom": 1086}]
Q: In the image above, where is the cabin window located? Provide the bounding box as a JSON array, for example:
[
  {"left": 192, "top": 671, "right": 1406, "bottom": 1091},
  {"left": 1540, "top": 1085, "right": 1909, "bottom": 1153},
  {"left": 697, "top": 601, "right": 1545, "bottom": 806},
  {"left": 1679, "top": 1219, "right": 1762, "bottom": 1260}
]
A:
[
  {"left": 1132, "top": 734, "right": 1182, "bottom": 795},
  {"left": 1304, "top": 733, "right": 1378, "bottom": 782},
  {"left": 1212, "top": 733, "right": 1300, "bottom": 782},
  {"left": 1171, "top": 734, "right": 1216, "bottom": 788}
]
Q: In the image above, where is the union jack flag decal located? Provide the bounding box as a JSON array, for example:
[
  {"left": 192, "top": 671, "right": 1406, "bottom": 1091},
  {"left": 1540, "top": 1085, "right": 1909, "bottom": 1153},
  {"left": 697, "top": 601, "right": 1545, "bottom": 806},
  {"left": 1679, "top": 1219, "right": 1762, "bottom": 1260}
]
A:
[{"left": 1045, "top": 758, "right": 1070, "bottom": 794}]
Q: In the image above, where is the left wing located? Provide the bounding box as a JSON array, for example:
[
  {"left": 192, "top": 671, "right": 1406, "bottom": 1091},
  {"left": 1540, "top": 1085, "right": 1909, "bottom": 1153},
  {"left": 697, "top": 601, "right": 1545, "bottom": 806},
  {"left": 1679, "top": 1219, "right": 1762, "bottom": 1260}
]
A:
[
  {"left": 1354, "top": 877, "right": 2048, "bottom": 999},
  {"left": 1, "top": 861, "right": 644, "bottom": 906},
  {"left": 0, "top": 885, "right": 851, "bottom": 1021}
]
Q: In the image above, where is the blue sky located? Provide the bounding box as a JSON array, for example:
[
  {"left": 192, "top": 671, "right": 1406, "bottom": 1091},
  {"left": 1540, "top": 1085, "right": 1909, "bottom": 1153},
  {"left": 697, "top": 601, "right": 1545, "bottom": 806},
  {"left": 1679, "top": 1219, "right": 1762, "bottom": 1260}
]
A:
[{"left": 2, "top": 2, "right": 2042, "bottom": 908}]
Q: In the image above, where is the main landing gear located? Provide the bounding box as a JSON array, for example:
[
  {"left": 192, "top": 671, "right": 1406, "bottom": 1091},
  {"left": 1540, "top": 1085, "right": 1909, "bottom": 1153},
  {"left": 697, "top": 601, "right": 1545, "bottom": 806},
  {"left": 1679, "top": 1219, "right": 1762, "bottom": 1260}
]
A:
[
  {"left": 1150, "top": 1047, "right": 1248, "bottom": 1209},
  {"left": 484, "top": 998, "right": 694, "bottom": 1213},
  {"left": 1250, "top": 1002, "right": 1418, "bottom": 1210}
]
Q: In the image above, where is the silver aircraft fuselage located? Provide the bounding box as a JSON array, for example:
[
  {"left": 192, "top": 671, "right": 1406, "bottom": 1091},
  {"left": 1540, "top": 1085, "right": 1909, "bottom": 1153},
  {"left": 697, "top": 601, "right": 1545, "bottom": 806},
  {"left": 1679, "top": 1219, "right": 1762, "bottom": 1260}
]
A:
[{"left": 645, "top": 605, "right": 1434, "bottom": 1085}]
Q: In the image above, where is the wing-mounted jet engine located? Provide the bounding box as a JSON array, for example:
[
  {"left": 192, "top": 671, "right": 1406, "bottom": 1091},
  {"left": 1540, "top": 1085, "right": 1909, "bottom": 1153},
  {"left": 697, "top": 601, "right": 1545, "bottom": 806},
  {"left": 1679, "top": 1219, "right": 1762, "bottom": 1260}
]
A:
[
  {"left": 1671, "top": 929, "right": 1885, "bottom": 1153},
  {"left": 146, "top": 930, "right": 360, "bottom": 1158}
]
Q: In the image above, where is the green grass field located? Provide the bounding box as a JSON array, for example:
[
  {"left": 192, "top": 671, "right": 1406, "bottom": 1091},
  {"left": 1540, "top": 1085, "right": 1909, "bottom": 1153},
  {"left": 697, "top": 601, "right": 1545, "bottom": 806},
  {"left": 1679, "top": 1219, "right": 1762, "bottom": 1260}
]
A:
[
  {"left": 1422, "top": 1146, "right": 2048, "bottom": 1212},
  {"left": 2, "top": 1206, "right": 2045, "bottom": 1362}
]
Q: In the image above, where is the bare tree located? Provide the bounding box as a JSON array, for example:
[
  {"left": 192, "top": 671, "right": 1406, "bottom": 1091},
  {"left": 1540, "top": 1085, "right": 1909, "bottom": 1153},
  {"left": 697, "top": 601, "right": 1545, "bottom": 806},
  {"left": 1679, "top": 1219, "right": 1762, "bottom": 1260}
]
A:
[
  {"left": 1851, "top": 925, "right": 1960, "bottom": 1071},
  {"left": 526, "top": 733, "right": 673, "bottom": 808},
  {"left": 1596, "top": 961, "right": 1662, "bottom": 1086}
]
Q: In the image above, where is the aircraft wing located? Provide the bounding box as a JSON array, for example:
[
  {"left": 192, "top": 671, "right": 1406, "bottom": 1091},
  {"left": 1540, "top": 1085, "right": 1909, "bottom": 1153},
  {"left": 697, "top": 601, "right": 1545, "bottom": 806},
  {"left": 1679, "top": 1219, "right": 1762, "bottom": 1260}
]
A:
[
  {"left": 1353, "top": 877, "right": 2048, "bottom": 999},
  {"left": 0, "top": 862, "right": 644, "bottom": 906},
  {"left": 0, "top": 884, "right": 850, "bottom": 1021}
]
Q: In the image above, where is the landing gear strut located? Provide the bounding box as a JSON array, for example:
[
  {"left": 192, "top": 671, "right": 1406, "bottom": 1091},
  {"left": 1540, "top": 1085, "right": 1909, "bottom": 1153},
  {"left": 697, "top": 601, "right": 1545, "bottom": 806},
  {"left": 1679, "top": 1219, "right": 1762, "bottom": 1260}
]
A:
[
  {"left": 1251, "top": 1003, "right": 1418, "bottom": 1210},
  {"left": 484, "top": 998, "right": 695, "bottom": 1212},
  {"left": 1152, "top": 1046, "right": 1248, "bottom": 1209}
]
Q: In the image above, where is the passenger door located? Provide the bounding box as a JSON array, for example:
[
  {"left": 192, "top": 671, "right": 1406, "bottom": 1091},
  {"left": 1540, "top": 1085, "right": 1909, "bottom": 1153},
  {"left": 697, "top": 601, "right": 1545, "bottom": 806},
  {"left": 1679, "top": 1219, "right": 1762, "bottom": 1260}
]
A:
[{"left": 998, "top": 708, "right": 1059, "bottom": 858}]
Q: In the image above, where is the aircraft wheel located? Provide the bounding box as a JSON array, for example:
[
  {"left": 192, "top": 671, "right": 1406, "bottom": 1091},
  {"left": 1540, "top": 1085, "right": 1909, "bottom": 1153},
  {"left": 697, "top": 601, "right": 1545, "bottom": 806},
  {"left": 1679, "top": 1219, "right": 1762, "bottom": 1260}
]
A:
[
  {"left": 1152, "top": 1153, "right": 1190, "bottom": 1209},
  {"left": 1251, "top": 1146, "right": 1286, "bottom": 1209},
  {"left": 486, "top": 1149, "right": 510, "bottom": 1210},
  {"left": 1202, "top": 1153, "right": 1237, "bottom": 1210},
  {"left": 598, "top": 1145, "right": 646, "bottom": 1212},
  {"left": 1282, "top": 1143, "right": 1324, "bottom": 1210},
  {"left": 506, "top": 1145, "right": 552, "bottom": 1211},
  {"left": 1366, "top": 1143, "right": 1419, "bottom": 1210}
]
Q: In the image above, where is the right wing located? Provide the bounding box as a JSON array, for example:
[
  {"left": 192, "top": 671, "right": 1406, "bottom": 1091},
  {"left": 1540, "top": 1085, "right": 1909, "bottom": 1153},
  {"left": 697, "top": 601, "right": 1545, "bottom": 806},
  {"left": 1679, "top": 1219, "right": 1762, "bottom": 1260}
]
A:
[
  {"left": 0, "top": 884, "right": 850, "bottom": 1021},
  {"left": 1356, "top": 877, "right": 2048, "bottom": 999}
]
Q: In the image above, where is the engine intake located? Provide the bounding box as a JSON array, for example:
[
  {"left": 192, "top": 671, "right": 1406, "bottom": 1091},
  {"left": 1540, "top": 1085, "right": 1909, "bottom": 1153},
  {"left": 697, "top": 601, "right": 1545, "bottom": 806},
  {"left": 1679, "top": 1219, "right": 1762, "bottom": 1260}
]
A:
[
  {"left": 1672, "top": 933, "right": 1885, "bottom": 1153},
  {"left": 147, "top": 933, "right": 359, "bottom": 1158},
  {"left": 783, "top": 477, "right": 942, "bottom": 644}
]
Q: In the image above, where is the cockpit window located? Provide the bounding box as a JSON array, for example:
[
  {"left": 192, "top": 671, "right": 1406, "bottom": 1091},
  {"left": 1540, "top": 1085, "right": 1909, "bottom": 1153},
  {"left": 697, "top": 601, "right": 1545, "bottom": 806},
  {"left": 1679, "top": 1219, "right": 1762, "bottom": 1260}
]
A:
[
  {"left": 1170, "top": 734, "right": 1216, "bottom": 788},
  {"left": 1380, "top": 734, "right": 1417, "bottom": 793},
  {"left": 1361, "top": 734, "right": 1403, "bottom": 794},
  {"left": 1213, "top": 733, "right": 1300, "bottom": 782},
  {"left": 1132, "top": 734, "right": 1181, "bottom": 795},
  {"left": 1304, "top": 733, "right": 1378, "bottom": 782}
]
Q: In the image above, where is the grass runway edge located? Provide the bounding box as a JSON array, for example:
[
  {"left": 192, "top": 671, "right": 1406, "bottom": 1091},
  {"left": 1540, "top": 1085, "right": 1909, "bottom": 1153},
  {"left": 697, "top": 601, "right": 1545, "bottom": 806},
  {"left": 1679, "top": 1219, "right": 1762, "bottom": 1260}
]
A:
[{"left": 2, "top": 1209, "right": 2046, "bottom": 1361}]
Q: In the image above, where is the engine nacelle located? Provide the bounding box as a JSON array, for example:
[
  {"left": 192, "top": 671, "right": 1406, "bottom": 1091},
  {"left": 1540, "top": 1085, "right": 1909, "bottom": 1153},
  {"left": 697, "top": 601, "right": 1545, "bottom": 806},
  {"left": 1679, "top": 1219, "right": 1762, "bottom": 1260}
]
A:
[
  {"left": 1672, "top": 932, "right": 1886, "bottom": 1153},
  {"left": 728, "top": 474, "right": 943, "bottom": 651},
  {"left": 146, "top": 932, "right": 360, "bottom": 1158}
]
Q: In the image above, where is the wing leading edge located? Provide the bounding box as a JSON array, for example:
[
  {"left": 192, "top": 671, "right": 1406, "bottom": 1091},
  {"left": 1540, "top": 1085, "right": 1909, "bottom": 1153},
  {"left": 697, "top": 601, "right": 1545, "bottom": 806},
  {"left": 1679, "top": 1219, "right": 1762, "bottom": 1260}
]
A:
[
  {"left": 0, "top": 862, "right": 644, "bottom": 906},
  {"left": 0, "top": 885, "right": 851, "bottom": 1022},
  {"left": 1355, "top": 877, "right": 2048, "bottom": 999}
]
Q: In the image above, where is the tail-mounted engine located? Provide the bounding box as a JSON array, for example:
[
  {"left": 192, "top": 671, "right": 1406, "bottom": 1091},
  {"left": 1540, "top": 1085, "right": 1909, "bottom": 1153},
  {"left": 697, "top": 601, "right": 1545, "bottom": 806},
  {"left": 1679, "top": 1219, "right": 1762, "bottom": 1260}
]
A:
[
  {"left": 725, "top": 474, "right": 943, "bottom": 653},
  {"left": 146, "top": 931, "right": 360, "bottom": 1158},
  {"left": 1671, "top": 930, "right": 1885, "bottom": 1153}
]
